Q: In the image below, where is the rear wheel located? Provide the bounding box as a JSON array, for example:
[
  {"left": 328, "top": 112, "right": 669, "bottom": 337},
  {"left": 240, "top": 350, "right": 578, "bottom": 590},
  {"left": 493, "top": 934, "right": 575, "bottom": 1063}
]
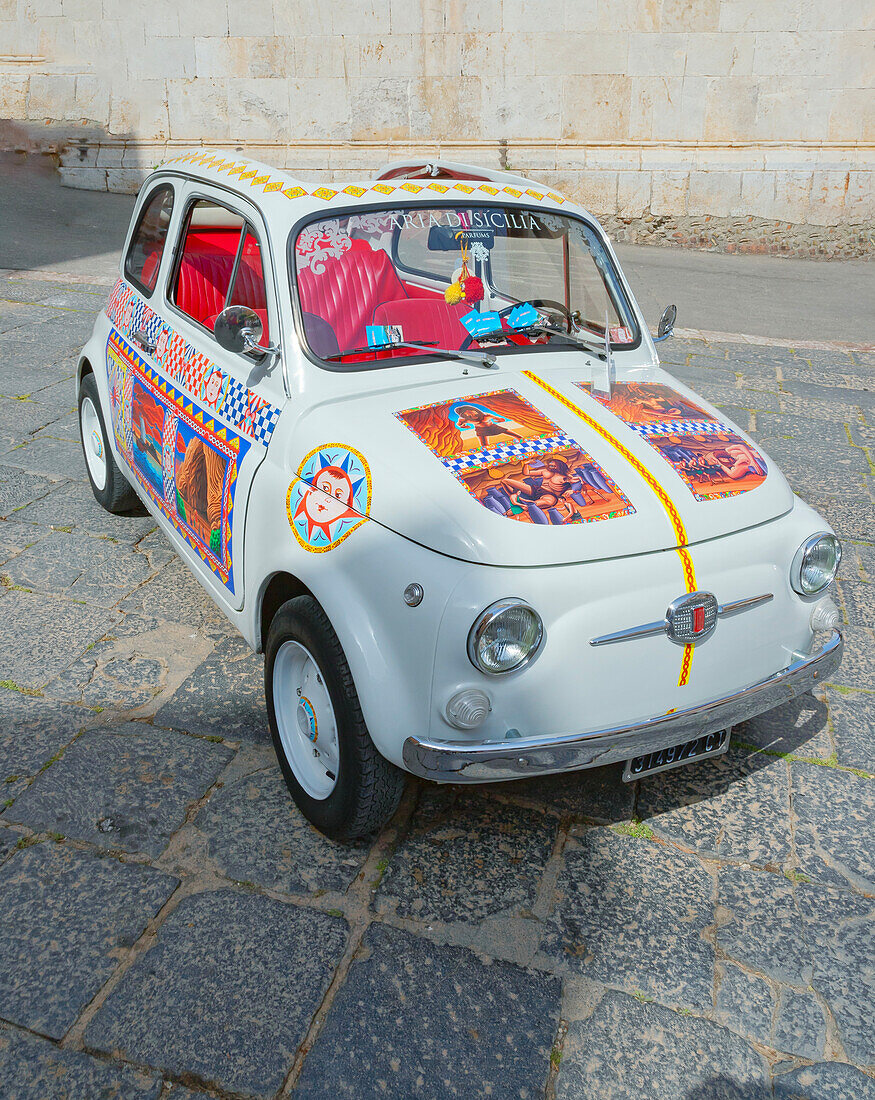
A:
[
  {"left": 78, "top": 372, "right": 138, "bottom": 513},
  {"left": 266, "top": 595, "right": 405, "bottom": 840}
]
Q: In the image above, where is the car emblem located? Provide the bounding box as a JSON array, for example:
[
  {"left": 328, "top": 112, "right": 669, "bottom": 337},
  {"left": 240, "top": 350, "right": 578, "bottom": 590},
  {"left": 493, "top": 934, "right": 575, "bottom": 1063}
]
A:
[{"left": 665, "top": 591, "right": 718, "bottom": 645}]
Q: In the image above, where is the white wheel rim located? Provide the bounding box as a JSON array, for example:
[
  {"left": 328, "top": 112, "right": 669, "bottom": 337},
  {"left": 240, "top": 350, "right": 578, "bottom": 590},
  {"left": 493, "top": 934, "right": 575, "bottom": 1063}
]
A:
[
  {"left": 273, "top": 641, "right": 340, "bottom": 800},
  {"left": 80, "top": 396, "right": 107, "bottom": 491}
]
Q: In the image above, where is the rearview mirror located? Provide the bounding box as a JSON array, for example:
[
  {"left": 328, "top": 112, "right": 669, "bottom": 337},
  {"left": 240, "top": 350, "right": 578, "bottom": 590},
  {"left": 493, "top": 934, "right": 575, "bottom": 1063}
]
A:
[
  {"left": 214, "top": 305, "right": 278, "bottom": 359},
  {"left": 654, "top": 304, "right": 677, "bottom": 343}
]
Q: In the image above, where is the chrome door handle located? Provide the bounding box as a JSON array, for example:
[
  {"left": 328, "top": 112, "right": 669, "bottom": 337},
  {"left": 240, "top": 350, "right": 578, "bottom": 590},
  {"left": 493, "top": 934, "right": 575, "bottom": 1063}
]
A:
[{"left": 132, "top": 329, "right": 156, "bottom": 354}]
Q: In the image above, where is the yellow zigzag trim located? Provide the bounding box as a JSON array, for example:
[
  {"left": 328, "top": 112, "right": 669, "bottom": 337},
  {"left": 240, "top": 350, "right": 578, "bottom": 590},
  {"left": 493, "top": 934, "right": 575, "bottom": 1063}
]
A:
[{"left": 523, "top": 371, "right": 699, "bottom": 685}]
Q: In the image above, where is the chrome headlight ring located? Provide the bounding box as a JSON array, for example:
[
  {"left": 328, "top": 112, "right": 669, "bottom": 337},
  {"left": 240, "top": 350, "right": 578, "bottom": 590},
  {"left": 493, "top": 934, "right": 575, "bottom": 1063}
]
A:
[
  {"left": 791, "top": 532, "right": 842, "bottom": 596},
  {"left": 467, "top": 598, "right": 545, "bottom": 675}
]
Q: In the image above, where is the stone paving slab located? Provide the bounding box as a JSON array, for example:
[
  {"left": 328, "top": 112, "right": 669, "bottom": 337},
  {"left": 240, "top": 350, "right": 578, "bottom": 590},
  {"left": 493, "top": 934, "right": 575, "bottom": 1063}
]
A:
[
  {"left": 193, "top": 766, "right": 369, "bottom": 896},
  {"left": 40, "top": 613, "right": 211, "bottom": 713},
  {"left": 12, "top": 478, "right": 156, "bottom": 541},
  {"left": 0, "top": 690, "right": 94, "bottom": 804},
  {"left": 0, "top": 518, "right": 47, "bottom": 566},
  {"left": 0, "top": 436, "right": 87, "bottom": 482},
  {"left": 0, "top": 841, "right": 178, "bottom": 1039},
  {"left": 637, "top": 742, "right": 792, "bottom": 867},
  {"left": 540, "top": 828, "right": 715, "bottom": 1008},
  {"left": 736, "top": 692, "right": 833, "bottom": 760},
  {"left": 773, "top": 1061, "right": 875, "bottom": 1100},
  {"left": 717, "top": 865, "right": 811, "bottom": 986},
  {"left": 86, "top": 890, "right": 348, "bottom": 1098},
  {"left": 0, "top": 463, "right": 56, "bottom": 517},
  {"left": 790, "top": 761, "right": 875, "bottom": 893},
  {"left": 119, "top": 554, "right": 238, "bottom": 634},
  {"left": 377, "top": 786, "right": 557, "bottom": 926},
  {"left": 1, "top": 528, "right": 156, "bottom": 607},
  {"left": 820, "top": 686, "right": 874, "bottom": 772},
  {"left": 797, "top": 884, "right": 875, "bottom": 1066},
  {"left": 556, "top": 987, "right": 770, "bottom": 1100},
  {"left": 154, "top": 634, "right": 269, "bottom": 744},
  {"left": 0, "top": 1023, "right": 163, "bottom": 1100},
  {"left": 5, "top": 722, "right": 234, "bottom": 857},
  {"left": 293, "top": 923, "right": 560, "bottom": 1100},
  {"left": 0, "top": 588, "right": 119, "bottom": 691}
]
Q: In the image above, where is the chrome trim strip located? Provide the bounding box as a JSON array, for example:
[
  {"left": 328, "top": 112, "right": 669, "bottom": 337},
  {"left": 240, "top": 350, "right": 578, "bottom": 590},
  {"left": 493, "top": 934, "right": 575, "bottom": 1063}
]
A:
[
  {"left": 590, "top": 592, "right": 774, "bottom": 647},
  {"left": 403, "top": 630, "right": 842, "bottom": 783},
  {"left": 717, "top": 593, "right": 774, "bottom": 617},
  {"left": 589, "top": 619, "right": 665, "bottom": 647}
]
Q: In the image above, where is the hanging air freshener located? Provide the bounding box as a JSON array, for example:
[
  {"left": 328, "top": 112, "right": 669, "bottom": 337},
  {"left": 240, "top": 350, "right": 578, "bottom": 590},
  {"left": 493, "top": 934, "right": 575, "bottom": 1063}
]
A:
[{"left": 444, "top": 242, "right": 485, "bottom": 305}]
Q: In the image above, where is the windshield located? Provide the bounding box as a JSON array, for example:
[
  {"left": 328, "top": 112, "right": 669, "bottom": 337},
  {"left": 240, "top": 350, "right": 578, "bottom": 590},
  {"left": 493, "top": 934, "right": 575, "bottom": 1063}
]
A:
[{"left": 292, "top": 205, "right": 639, "bottom": 368}]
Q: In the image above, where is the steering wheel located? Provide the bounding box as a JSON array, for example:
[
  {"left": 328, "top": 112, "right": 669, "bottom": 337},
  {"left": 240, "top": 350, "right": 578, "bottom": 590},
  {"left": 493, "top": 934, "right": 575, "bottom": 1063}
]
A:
[{"left": 526, "top": 299, "right": 574, "bottom": 332}]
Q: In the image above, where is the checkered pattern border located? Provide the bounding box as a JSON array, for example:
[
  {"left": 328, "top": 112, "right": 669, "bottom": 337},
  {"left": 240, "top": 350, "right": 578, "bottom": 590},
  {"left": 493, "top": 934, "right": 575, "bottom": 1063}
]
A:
[
  {"left": 106, "top": 280, "right": 281, "bottom": 448},
  {"left": 631, "top": 419, "right": 727, "bottom": 438},
  {"left": 442, "top": 433, "right": 571, "bottom": 472},
  {"left": 162, "top": 412, "right": 177, "bottom": 504}
]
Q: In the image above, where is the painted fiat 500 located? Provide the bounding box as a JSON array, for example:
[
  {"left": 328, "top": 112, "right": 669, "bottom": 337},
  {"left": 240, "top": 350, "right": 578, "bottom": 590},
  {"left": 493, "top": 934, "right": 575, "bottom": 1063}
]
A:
[{"left": 77, "top": 150, "right": 843, "bottom": 839}]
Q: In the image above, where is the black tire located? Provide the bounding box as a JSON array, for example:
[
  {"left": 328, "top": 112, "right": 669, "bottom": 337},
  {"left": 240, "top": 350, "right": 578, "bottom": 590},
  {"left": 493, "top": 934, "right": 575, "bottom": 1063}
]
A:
[
  {"left": 265, "top": 595, "right": 406, "bottom": 840},
  {"left": 78, "top": 372, "right": 139, "bottom": 513}
]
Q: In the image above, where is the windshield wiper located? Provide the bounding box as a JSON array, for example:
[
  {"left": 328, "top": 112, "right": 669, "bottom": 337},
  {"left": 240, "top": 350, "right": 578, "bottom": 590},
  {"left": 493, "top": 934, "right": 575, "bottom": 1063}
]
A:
[
  {"left": 537, "top": 322, "right": 608, "bottom": 359},
  {"left": 325, "top": 341, "right": 497, "bottom": 370},
  {"left": 469, "top": 322, "right": 608, "bottom": 359}
]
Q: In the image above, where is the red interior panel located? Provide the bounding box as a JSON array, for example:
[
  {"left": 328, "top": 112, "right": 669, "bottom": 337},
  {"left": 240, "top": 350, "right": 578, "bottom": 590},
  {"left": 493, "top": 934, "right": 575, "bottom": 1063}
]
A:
[{"left": 297, "top": 247, "right": 409, "bottom": 353}]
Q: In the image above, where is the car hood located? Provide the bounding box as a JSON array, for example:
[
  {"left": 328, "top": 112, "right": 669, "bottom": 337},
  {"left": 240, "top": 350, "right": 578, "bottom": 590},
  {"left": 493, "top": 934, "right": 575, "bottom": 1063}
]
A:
[{"left": 290, "top": 356, "right": 793, "bottom": 568}]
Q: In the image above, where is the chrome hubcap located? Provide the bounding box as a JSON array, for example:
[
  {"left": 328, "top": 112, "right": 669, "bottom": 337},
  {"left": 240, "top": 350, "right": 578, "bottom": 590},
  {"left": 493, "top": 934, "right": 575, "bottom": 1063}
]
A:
[
  {"left": 80, "top": 396, "right": 107, "bottom": 491},
  {"left": 274, "top": 641, "right": 339, "bottom": 799}
]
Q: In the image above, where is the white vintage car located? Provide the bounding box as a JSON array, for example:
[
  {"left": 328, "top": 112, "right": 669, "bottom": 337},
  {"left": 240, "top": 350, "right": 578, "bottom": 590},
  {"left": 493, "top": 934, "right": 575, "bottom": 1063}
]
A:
[{"left": 77, "top": 151, "right": 843, "bottom": 839}]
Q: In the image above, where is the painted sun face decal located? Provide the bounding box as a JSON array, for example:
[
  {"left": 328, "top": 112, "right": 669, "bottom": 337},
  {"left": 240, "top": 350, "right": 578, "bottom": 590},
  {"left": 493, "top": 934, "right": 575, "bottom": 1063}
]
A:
[{"left": 287, "top": 445, "right": 372, "bottom": 553}]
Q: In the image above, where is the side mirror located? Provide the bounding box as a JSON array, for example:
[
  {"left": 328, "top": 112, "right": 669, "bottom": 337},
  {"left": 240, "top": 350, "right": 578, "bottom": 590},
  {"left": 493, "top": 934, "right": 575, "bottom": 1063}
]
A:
[
  {"left": 214, "top": 305, "right": 278, "bottom": 359},
  {"left": 654, "top": 304, "right": 677, "bottom": 343}
]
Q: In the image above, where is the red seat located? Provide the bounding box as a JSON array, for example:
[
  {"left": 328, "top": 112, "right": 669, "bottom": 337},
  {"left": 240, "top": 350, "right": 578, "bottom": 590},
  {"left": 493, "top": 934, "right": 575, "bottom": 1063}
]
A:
[
  {"left": 297, "top": 247, "right": 408, "bottom": 354},
  {"left": 372, "top": 297, "right": 469, "bottom": 350},
  {"left": 176, "top": 252, "right": 268, "bottom": 338}
]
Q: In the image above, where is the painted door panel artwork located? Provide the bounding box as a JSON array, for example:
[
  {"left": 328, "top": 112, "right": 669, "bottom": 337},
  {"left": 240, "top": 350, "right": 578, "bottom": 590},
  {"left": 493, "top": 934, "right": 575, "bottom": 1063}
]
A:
[
  {"left": 397, "top": 389, "right": 634, "bottom": 526},
  {"left": 574, "top": 381, "right": 767, "bottom": 502},
  {"left": 106, "top": 329, "right": 250, "bottom": 594},
  {"left": 106, "top": 279, "right": 281, "bottom": 447}
]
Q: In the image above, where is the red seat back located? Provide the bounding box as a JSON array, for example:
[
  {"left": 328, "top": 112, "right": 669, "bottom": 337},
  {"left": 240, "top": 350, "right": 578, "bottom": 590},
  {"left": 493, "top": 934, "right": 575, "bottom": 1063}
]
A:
[
  {"left": 297, "top": 247, "right": 408, "bottom": 353},
  {"left": 373, "top": 297, "right": 469, "bottom": 350},
  {"left": 175, "top": 253, "right": 268, "bottom": 334}
]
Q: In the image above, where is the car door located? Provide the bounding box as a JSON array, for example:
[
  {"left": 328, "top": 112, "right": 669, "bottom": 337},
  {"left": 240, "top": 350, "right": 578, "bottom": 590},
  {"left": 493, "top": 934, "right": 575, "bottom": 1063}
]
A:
[{"left": 105, "top": 176, "right": 284, "bottom": 612}]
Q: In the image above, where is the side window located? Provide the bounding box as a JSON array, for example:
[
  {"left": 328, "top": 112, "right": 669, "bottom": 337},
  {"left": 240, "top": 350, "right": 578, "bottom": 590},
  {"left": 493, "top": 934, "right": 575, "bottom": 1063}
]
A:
[
  {"left": 171, "top": 201, "right": 269, "bottom": 344},
  {"left": 124, "top": 185, "right": 174, "bottom": 295}
]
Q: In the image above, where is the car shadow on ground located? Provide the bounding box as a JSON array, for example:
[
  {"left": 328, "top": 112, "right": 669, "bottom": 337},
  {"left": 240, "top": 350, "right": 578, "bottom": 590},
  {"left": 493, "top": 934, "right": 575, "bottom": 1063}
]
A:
[{"left": 465, "top": 689, "right": 829, "bottom": 829}]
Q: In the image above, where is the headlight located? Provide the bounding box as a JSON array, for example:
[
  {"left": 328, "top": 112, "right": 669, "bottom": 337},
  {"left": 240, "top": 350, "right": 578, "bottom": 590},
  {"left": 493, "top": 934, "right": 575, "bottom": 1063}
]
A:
[
  {"left": 468, "top": 598, "right": 544, "bottom": 675},
  {"left": 791, "top": 533, "right": 841, "bottom": 595}
]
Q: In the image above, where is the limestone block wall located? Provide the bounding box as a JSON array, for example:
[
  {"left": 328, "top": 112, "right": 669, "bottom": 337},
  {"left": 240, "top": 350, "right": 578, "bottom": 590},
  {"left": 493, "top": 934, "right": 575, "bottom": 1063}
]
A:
[{"left": 1, "top": 0, "right": 872, "bottom": 254}]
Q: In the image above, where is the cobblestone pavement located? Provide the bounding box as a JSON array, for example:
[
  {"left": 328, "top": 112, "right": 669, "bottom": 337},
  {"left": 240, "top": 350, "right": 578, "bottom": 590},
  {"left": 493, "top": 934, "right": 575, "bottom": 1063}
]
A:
[{"left": 0, "top": 268, "right": 873, "bottom": 1100}]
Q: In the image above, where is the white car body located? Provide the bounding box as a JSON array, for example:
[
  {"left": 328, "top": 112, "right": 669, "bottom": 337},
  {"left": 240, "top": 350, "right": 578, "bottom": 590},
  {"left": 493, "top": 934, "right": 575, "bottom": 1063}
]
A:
[{"left": 78, "top": 150, "right": 843, "bottom": 787}]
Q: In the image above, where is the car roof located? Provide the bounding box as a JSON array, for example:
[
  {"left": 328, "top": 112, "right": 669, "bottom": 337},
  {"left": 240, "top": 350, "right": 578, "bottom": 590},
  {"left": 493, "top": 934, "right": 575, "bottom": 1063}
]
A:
[{"left": 154, "top": 148, "right": 580, "bottom": 222}]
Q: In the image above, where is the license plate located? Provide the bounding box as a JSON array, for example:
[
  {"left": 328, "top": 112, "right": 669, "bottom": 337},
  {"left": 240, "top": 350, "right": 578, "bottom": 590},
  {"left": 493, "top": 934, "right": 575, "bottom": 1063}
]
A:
[{"left": 622, "top": 728, "right": 731, "bottom": 782}]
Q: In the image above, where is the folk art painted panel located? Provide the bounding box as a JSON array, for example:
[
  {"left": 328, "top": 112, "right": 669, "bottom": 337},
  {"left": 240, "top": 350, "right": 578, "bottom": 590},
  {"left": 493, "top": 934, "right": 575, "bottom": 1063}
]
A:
[
  {"left": 106, "top": 329, "right": 250, "bottom": 594},
  {"left": 396, "top": 389, "right": 635, "bottom": 527},
  {"left": 573, "top": 381, "right": 767, "bottom": 502}
]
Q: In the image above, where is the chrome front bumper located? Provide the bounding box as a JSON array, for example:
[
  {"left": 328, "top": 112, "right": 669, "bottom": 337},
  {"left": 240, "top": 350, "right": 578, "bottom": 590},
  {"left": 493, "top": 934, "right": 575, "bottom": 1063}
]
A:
[{"left": 403, "top": 630, "right": 843, "bottom": 783}]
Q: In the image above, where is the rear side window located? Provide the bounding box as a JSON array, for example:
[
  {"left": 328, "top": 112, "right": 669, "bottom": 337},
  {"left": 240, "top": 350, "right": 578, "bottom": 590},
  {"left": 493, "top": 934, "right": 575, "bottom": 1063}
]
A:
[
  {"left": 124, "top": 185, "right": 174, "bottom": 295},
  {"left": 171, "top": 201, "right": 270, "bottom": 344}
]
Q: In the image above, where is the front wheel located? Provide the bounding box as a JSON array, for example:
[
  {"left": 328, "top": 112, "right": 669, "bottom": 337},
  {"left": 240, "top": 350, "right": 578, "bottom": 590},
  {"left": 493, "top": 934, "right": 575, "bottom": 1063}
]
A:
[{"left": 265, "top": 595, "right": 406, "bottom": 840}]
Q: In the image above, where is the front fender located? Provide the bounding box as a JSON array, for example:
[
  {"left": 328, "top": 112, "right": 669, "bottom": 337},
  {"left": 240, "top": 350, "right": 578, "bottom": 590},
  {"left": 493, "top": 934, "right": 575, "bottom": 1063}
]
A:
[{"left": 242, "top": 451, "right": 465, "bottom": 769}]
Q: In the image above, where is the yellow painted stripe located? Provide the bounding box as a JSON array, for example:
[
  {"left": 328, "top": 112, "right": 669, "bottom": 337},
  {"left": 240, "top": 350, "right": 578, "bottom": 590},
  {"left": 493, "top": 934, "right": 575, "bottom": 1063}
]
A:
[{"left": 523, "top": 371, "right": 699, "bottom": 685}]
